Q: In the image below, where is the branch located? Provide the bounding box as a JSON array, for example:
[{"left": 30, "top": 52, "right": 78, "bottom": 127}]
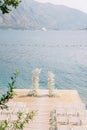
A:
[{"left": 0, "top": 0, "right": 21, "bottom": 14}]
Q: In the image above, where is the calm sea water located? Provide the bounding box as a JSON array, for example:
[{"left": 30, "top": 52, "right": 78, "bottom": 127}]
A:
[{"left": 0, "top": 30, "right": 87, "bottom": 104}]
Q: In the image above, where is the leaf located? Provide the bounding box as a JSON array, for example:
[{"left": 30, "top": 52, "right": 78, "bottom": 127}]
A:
[
  {"left": 11, "top": 76, "right": 13, "bottom": 80},
  {"left": 0, "top": 126, "right": 4, "bottom": 130},
  {"left": 0, "top": 70, "right": 19, "bottom": 109}
]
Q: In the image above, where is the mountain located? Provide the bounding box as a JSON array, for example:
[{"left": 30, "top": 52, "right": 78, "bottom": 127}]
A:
[{"left": 0, "top": 0, "right": 87, "bottom": 30}]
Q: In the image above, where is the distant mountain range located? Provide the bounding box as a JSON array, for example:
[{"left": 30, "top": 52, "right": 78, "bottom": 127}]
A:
[{"left": 0, "top": 0, "right": 87, "bottom": 30}]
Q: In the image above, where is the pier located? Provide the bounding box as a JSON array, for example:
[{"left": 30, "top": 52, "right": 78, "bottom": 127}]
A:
[{"left": 11, "top": 89, "right": 87, "bottom": 130}]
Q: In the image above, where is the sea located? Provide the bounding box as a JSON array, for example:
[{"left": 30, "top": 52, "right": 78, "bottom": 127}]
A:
[{"left": 0, "top": 30, "right": 87, "bottom": 104}]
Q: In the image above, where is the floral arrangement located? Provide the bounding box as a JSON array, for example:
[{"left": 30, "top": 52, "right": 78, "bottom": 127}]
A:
[
  {"left": 31, "top": 68, "right": 41, "bottom": 96},
  {"left": 48, "top": 71, "right": 55, "bottom": 97},
  {"left": 50, "top": 110, "right": 57, "bottom": 130}
]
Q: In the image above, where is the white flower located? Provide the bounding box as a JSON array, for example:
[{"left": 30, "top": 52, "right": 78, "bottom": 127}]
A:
[
  {"left": 48, "top": 71, "right": 55, "bottom": 97},
  {"left": 32, "top": 68, "right": 41, "bottom": 96}
]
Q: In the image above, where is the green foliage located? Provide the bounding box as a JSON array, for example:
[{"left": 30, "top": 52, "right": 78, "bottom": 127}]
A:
[
  {"left": 0, "top": 111, "right": 36, "bottom": 130},
  {"left": 0, "top": 70, "right": 36, "bottom": 130},
  {"left": 13, "top": 111, "right": 36, "bottom": 130},
  {"left": 0, "top": 70, "right": 19, "bottom": 109},
  {"left": 0, "top": 0, "right": 21, "bottom": 14},
  {"left": 0, "top": 120, "right": 9, "bottom": 130}
]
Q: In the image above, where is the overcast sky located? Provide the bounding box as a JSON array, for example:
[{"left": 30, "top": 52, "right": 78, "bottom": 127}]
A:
[{"left": 35, "top": 0, "right": 87, "bottom": 14}]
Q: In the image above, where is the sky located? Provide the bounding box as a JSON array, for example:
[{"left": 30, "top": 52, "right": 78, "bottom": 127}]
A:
[{"left": 36, "top": 0, "right": 87, "bottom": 14}]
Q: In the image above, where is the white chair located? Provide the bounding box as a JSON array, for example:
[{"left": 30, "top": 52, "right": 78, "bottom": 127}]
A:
[
  {"left": 28, "top": 124, "right": 50, "bottom": 129},
  {"left": 68, "top": 116, "right": 80, "bottom": 125},
  {"left": 81, "top": 117, "right": 87, "bottom": 125},
  {"left": 58, "top": 125, "right": 70, "bottom": 130},
  {"left": 56, "top": 109, "right": 66, "bottom": 116},
  {"left": 66, "top": 109, "right": 77, "bottom": 116},
  {"left": 71, "top": 125, "right": 87, "bottom": 130},
  {"left": 78, "top": 110, "right": 87, "bottom": 117},
  {"left": 57, "top": 116, "right": 68, "bottom": 125},
  {"left": 73, "top": 103, "right": 86, "bottom": 110},
  {"left": 1, "top": 109, "right": 13, "bottom": 115}
]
